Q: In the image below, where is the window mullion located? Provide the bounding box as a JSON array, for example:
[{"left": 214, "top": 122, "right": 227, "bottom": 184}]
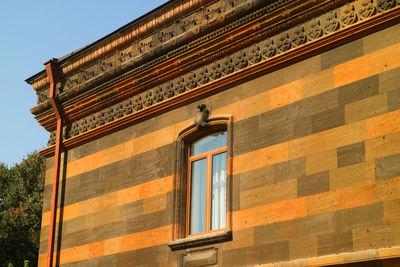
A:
[
  {"left": 205, "top": 153, "right": 212, "bottom": 233},
  {"left": 186, "top": 157, "right": 192, "bottom": 236}
]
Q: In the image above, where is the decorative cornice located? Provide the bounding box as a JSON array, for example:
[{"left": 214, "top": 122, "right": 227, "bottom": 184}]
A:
[
  {"left": 40, "top": 3, "right": 400, "bottom": 157},
  {"left": 28, "top": 0, "right": 276, "bottom": 98},
  {"left": 30, "top": 0, "right": 295, "bottom": 117},
  {"left": 26, "top": 0, "right": 211, "bottom": 90},
  {"left": 33, "top": 0, "right": 348, "bottom": 131}
]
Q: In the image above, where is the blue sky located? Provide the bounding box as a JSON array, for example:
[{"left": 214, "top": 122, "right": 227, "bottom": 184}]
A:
[{"left": 0, "top": 1, "right": 166, "bottom": 166}]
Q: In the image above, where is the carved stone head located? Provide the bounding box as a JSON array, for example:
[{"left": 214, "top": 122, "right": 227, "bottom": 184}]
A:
[{"left": 194, "top": 104, "right": 210, "bottom": 130}]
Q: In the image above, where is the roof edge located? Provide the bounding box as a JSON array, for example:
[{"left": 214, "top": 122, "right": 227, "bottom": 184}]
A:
[{"left": 25, "top": 0, "right": 180, "bottom": 84}]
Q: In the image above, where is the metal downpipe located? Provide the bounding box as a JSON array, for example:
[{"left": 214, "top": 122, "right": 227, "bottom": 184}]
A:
[{"left": 44, "top": 59, "right": 65, "bottom": 267}]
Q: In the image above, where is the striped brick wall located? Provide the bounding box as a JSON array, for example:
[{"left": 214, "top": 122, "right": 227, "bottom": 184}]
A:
[{"left": 38, "top": 22, "right": 400, "bottom": 266}]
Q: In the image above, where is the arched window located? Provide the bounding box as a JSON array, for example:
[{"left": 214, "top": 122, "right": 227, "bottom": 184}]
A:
[
  {"left": 187, "top": 131, "right": 227, "bottom": 236},
  {"left": 169, "top": 115, "right": 233, "bottom": 250}
]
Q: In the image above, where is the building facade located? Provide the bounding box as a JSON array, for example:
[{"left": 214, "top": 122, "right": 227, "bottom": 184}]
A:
[{"left": 26, "top": 0, "right": 400, "bottom": 266}]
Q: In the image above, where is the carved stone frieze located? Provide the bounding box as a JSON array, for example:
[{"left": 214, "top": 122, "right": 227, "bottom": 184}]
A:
[
  {"left": 197, "top": 68, "right": 210, "bottom": 85},
  {"left": 291, "top": 26, "right": 307, "bottom": 47},
  {"left": 122, "top": 99, "right": 133, "bottom": 116},
  {"left": 357, "top": 0, "right": 376, "bottom": 19},
  {"left": 143, "top": 91, "right": 153, "bottom": 108},
  {"left": 210, "top": 63, "right": 222, "bottom": 80},
  {"left": 248, "top": 45, "right": 262, "bottom": 64},
  {"left": 45, "top": 0, "right": 400, "bottom": 146},
  {"left": 153, "top": 87, "right": 164, "bottom": 104},
  {"left": 221, "top": 57, "right": 234, "bottom": 75},
  {"left": 322, "top": 11, "right": 341, "bottom": 33},
  {"left": 377, "top": 0, "right": 396, "bottom": 11},
  {"left": 306, "top": 19, "right": 323, "bottom": 40},
  {"left": 94, "top": 112, "right": 104, "bottom": 127},
  {"left": 133, "top": 96, "right": 142, "bottom": 112},
  {"left": 185, "top": 72, "right": 198, "bottom": 90},
  {"left": 277, "top": 33, "right": 291, "bottom": 52},
  {"left": 261, "top": 39, "right": 277, "bottom": 58},
  {"left": 234, "top": 51, "right": 248, "bottom": 70},
  {"left": 175, "top": 77, "right": 187, "bottom": 95},
  {"left": 341, "top": 4, "right": 358, "bottom": 25},
  {"left": 163, "top": 82, "right": 175, "bottom": 99}
]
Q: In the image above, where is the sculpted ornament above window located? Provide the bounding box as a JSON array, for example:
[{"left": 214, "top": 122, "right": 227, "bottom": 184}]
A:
[{"left": 195, "top": 104, "right": 210, "bottom": 130}]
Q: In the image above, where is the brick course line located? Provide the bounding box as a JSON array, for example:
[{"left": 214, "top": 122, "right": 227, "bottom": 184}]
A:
[
  {"left": 40, "top": 175, "right": 174, "bottom": 227},
  {"left": 254, "top": 245, "right": 400, "bottom": 266},
  {"left": 40, "top": 113, "right": 400, "bottom": 229},
  {"left": 37, "top": 176, "right": 400, "bottom": 266},
  {"left": 38, "top": 225, "right": 173, "bottom": 267}
]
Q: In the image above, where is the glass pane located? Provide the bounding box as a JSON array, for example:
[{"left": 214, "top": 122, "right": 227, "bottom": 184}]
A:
[
  {"left": 191, "top": 132, "right": 227, "bottom": 156},
  {"left": 190, "top": 158, "right": 207, "bottom": 235},
  {"left": 211, "top": 152, "right": 227, "bottom": 231}
]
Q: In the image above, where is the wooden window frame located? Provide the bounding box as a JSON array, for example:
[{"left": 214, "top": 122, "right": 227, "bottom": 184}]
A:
[
  {"left": 186, "top": 140, "right": 228, "bottom": 237},
  {"left": 168, "top": 115, "right": 233, "bottom": 251}
]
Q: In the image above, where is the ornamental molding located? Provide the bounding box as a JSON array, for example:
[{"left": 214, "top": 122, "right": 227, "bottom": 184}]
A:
[
  {"left": 39, "top": 4, "right": 400, "bottom": 156},
  {"left": 32, "top": 0, "right": 400, "bottom": 155},
  {"left": 29, "top": 0, "right": 284, "bottom": 97},
  {"left": 33, "top": 0, "right": 350, "bottom": 130},
  {"left": 31, "top": 0, "right": 300, "bottom": 117},
  {"left": 27, "top": 0, "right": 211, "bottom": 91}
]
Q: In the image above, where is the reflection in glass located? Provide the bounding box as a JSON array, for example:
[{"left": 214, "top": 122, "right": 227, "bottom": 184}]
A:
[
  {"left": 190, "top": 158, "right": 207, "bottom": 235},
  {"left": 211, "top": 152, "right": 227, "bottom": 231},
  {"left": 191, "top": 132, "right": 227, "bottom": 156}
]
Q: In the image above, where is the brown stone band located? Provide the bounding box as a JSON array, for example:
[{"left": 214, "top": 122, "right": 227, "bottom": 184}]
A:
[
  {"left": 39, "top": 65, "right": 400, "bottom": 215},
  {"left": 39, "top": 191, "right": 176, "bottom": 254},
  {"left": 37, "top": 114, "right": 400, "bottom": 264},
  {"left": 257, "top": 247, "right": 400, "bottom": 266},
  {"left": 40, "top": 244, "right": 400, "bottom": 267},
  {"left": 38, "top": 112, "right": 400, "bottom": 228},
  {"left": 38, "top": 174, "right": 400, "bottom": 266},
  {"left": 38, "top": 168, "right": 400, "bottom": 252},
  {"left": 37, "top": 111, "right": 400, "bottom": 255},
  {"left": 40, "top": 175, "right": 175, "bottom": 227},
  {"left": 38, "top": 225, "right": 174, "bottom": 266}
]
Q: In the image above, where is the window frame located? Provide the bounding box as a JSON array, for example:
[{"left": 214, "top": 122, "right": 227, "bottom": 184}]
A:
[
  {"left": 168, "top": 115, "right": 233, "bottom": 251},
  {"left": 186, "top": 135, "right": 228, "bottom": 237}
]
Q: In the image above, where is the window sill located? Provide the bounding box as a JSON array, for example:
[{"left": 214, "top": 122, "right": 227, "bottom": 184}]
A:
[{"left": 168, "top": 230, "right": 232, "bottom": 251}]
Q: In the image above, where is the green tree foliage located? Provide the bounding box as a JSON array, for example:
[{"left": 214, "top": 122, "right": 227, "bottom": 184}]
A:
[{"left": 0, "top": 152, "right": 45, "bottom": 267}]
